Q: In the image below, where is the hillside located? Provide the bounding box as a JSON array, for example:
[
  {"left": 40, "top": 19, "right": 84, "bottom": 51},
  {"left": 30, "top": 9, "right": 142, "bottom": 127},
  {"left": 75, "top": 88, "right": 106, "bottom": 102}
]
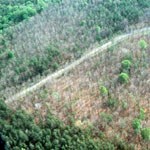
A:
[
  {"left": 0, "top": 0, "right": 150, "bottom": 150},
  {"left": 7, "top": 32, "right": 150, "bottom": 149},
  {"left": 0, "top": 0, "right": 150, "bottom": 98}
]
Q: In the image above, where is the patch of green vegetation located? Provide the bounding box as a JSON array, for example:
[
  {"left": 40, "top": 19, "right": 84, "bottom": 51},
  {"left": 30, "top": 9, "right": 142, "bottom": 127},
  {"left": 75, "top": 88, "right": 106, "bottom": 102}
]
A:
[
  {"left": 86, "top": 0, "right": 150, "bottom": 41},
  {"left": 141, "top": 128, "right": 150, "bottom": 141},
  {"left": 139, "top": 39, "right": 148, "bottom": 49},
  {"left": 99, "top": 86, "right": 109, "bottom": 96},
  {"left": 100, "top": 112, "right": 113, "bottom": 124},
  {"left": 118, "top": 73, "right": 129, "bottom": 84},
  {"left": 0, "top": 0, "right": 62, "bottom": 31},
  {"left": 31, "top": 44, "right": 61, "bottom": 74},
  {"left": 132, "top": 109, "right": 149, "bottom": 140},
  {"left": 51, "top": 91, "right": 61, "bottom": 101},
  {"left": 132, "top": 118, "right": 142, "bottom": 133},
  {"left": 7, "top": 50, "right": 14, "bottom": 59},
  {"left": 121, "top": 101, "right": 128, "bottom": 110},
  {"left": 107, "top": 98, "right": 118, "bottom": 109},
  {"left": 121, "top": 60, "right": 132, "bottom": 70},
  {"left": 113, "top": 138, "right": 135, "bottom": 150},
  {"left": 138, "top": 108, "right": 146, "bottom": 120},
  {"left": 0, "top": 99, "right": 120, "bottom": 150},
  {"left": 0, "top": 43, "right": 63, "bottom": 93}
]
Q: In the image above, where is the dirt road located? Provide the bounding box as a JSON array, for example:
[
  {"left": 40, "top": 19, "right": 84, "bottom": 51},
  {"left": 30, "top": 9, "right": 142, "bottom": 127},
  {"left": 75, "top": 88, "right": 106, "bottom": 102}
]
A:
[{"left": 5, "top": 27, "right": 150, "bottom": 103}]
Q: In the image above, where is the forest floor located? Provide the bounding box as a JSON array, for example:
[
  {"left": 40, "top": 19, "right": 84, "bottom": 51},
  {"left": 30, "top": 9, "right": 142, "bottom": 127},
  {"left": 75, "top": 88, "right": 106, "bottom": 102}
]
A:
[
  {"left": 6, "top": 27, "right": 150, "bottom": 149},
  {"left": 6, "top": 27, "right": 150, "bottom": 103}
]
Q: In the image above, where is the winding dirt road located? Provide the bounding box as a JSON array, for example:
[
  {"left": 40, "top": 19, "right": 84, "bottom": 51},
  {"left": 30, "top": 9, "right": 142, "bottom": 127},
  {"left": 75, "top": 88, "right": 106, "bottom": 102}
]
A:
[{"left": 6, "top": 27, "right": 150, "bottom": 103}]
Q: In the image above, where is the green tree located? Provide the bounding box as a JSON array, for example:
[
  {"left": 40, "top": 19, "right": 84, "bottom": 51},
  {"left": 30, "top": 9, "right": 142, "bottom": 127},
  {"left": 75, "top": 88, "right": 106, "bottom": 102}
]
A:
[
  {"left": 118, "top": 73, "right": 129, "bottom": 84},
  {"left": 141, "top": 128, "right": 150, "bottom": 141}
]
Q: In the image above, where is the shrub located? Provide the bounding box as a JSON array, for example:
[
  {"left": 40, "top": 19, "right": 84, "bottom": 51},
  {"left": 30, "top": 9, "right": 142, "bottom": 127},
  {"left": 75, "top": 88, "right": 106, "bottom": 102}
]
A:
[
  {"left": 107, "top": 98, "right": 118, "bottom": 108},
  {"left": 100, "top": 112, "right": 113, "bottom": 124},
  {"left": 79, "top": 20, "right": 86, "bottom": 26},
  {"left": 141, "top": 128, "right": 150, "bottom": 141},
  {"left": 52, "top": 62, "right": 59, "bottom": 71},
  {"left": 118, "top": 73, "right": 129, "bottom": 84},
  {"left": 122, "top": 101, "right": 128, "bottom": 110},
  {"left": 51, "top": 92, "right": 61, "bottom": 101},
  {"left": 115, "top": 139, "right": 135, "bottom": 150},
  {"left": 138, "top": 108, "right": 145, "bottom": 120},
  {"left": 7, "top": 51, "right": 14, "bottom": 59},
  {"left": 121, "top": 60, "right": 132, "bottom": 70},
  {"left": 95, "top": 25, "right": 101, "bottom": 33},
  {"left": 132, "top": 118, "right": 142, "bottom": 133},
  {"left": 139, "top": 40, "right": 148, "bottom": 49},
  {"left": 99, "top": 86, "right": 108, "bottom": 96}
]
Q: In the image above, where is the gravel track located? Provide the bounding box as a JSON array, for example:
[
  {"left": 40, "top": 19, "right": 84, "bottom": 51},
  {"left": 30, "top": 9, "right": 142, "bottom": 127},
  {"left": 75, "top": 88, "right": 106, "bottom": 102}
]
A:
[{"left": 5, "top": 27, "right": 150, "bottom": 103}]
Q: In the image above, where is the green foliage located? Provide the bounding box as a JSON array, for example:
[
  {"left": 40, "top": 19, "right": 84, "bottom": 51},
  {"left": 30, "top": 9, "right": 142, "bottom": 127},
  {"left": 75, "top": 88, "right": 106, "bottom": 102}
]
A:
[
  {"left": 137, "top": 0, "right": 150, "bottom": 8},
  {"left": 11, "top": 6, "right": 37, "bottom": 22},
  {"left": 79, "top": 20, "right": 86, "bottom": 26},
  {"left": 118, "top": 73, "right": 129, "bottom": 84},
  {"left": 113, "top": 137, "right": 135, "bottom": 150},
  {"left": 0, "top": 99, "right": 117, "bottom": 150},
  {"left": 95, "top": 25, "right": 101, "bottom": 33},
  {"left": 121, "top": 60, "right": 132, "bottom": 70},
  {"left": 121, "top": 101, "right": 128, "bottom": 110},
  {"left": 99, "top": 86, "right": 108, "bottom": 96},
  {"left": 138, "top": 108, "right": 145, "bottom": 120},
  {"left": 36, "top": 0, "right": 48, "bottom": 12},
  {"left": 139, "top": 40, "right": 148, "bottom": 49},
  {"left": 107, "top": 98, "right": 118, "bottom": 109},
  {"left": 100, "top": 112, "right": 113, "bottom": 124},
  {"left": 51, "top": 91, "right": 61, "bottom": 101},
  {"left": 0, "top": 0, "right": 56, "bottom": 30},
  {"left": 28, "top": 44, "right": 61, "bottom": 75},
  {"left": 7, "top": 50, "right": 14, "bottom": 59},
  {"left": 85, "top": 0, "right": 149, "bottom": 35},
  {"left": 141, "top": 128, "right": 150, "bottom": 141},
  {"left": 132, "top": 118, "right": 142, "bottom": 133}
]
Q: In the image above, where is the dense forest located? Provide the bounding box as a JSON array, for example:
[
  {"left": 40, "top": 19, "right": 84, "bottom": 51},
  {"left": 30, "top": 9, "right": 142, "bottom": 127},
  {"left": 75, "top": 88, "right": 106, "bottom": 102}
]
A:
[
  {"left": 0, "top": 0, "right": 62, "bottom": 30},
  {"left": 0, "top": 100, "right": 136, "bottom": 150},
  {"left": 0, "top": 0, "right": 150, "bottom": 98}
]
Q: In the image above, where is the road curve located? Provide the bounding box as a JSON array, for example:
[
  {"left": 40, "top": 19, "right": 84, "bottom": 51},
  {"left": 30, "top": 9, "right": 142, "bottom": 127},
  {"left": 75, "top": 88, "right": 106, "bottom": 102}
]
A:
[{"left": 5, "top": 27, "right": 150, "bottom": 103}]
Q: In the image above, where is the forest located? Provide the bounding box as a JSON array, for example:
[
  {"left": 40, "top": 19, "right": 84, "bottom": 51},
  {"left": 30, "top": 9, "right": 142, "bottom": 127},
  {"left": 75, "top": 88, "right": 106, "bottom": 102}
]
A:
[
  {"left": 0, "top": 0, "right": 150, "bottom": 98},
  {"left": 0, "top": 0, "right": 62, "bottom": 30},
  {"left": 0, "top": 100, "right": 136, "bottom": 150},
  {"left": 0, "top": 0, "right": 150, "bottom": 150}
]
